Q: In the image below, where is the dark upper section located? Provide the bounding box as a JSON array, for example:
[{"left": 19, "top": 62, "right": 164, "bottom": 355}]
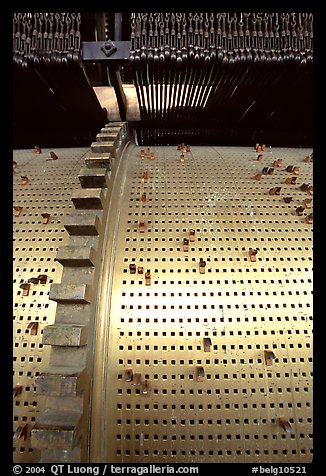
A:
[{"left": 13, "top": 13, "right": 313, "bottom": 148}]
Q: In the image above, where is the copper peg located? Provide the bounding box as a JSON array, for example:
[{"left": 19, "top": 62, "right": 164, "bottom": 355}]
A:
[
  {"left": 269, "top": 187, "right": 281, "bottom": 196},
  {"left": 141, "top": 192, "right": 147, "bottom": 203},
  {"left": 255, "top": 143, "right": 259, "bottom": 151},
  {"left": 273, "top": 159, "right": 283, "bottom": 168},
  {"left": 306, "top": 214, "right": 313, "bottom": 224},
  {"left": 304, "top": 153, "right": 313, "bottom": 163},
  {"left": 261, "top": 144, "right": 266, "bottom": 151},
  {"left": 286, "top": 165, "right": 300, "bottom": 175},
  {"left": 19, "top": 283, "right": 31, "bottom": 296},
  {"left": 248, "top": 248, "right": 258, "bottom": 262},
  {"left": 13, "top": 206, "right": 23, "bottom": 217},
  {"left": 264, "top": 350, "right": 276, "bottom": 366},
  {"left": 185, "top": 145, "right": 190, "bottom": 152},
  {"left": 285, "top": 176, "right": 297, "bottom": 185},
  {"left": 28, "top": 277, "right": 39, "bottom": 285},
  {"left": 268, "top": 167, "right": 274, "bottom": 175},
  {"left": 183, "top": 238, "right": 189, "bottom": 252},
  {"left": 279, "top": 416, "right": 294, "bottom": 434},
  {"left": 139, "top": 220, "right": 146, "bottom": 233},
  {"left": 140, "top": 150, "right": 145, "bottom": 160},
  {"left": 41, "top": 213, "right": 51, "bottom": 224},
  {"left": 307, "top": 186, "right": 313, "bottom": 196},
  {"left": 143, "top": 171, "right": 149, "bottom": 180},
  {"left": 203, "top": 337, "right": 212, "bottom": 352},
  {"left": 27, "top": 322, "right": 39, "bottom": 336},
  {"left": 129, "top": 263, "right": 137, "bottom": 274},
  {"left": 13, "top": 423, "right": 28, "bottom": 441},
  {"left": 304, "top": 198, "right": 312, "bottom": 209},
  {"left": 199, "top": 258, "right": 206, "bottom": 274},
  {"left": 189, "top": 229, "right": 195, "bottom": 242},
  {"left": 13, "top": 161, "right": 17, "bottom": 173},
  {"left": 296, "top": 206, "right": 305, "bottom": 216},
  {"left": 124, "top": 369, "right": 133, "bottom": 382},
  {"left": 145, "top": 147, "right": 151, "bottom": 156},
  {"left": 195, "top": 366, "right": 205, "bottom": 382},
  {"left": 38, "top": 274, "right": 48, "bottom": 284},
  {"left": 255, "top": 143, "right": 261, "bottom": 152},
  {"left": 137, "top": 266, "right": 144, "bottom": 274},
  {"left": 257, "top": 154, "right": 263, "bottom": 161},
  {"left": 283, "top": 197, "right": 293, "bottom": 203},
  {"left": 34, "top": 145, "right": 42, "bottom": 154},
  {"left": 132, "top": 373, "right": 142, "bottom": 386},
  {"left": 50, "top": 151, "right": 58, "bottom": 160},
  {"left": 13, "top": 384, "right": 23, "bottom": 397},
  {"left": 145, "top": 270, "right": 151, "bottom": 286},
  {"left": 254, "top": 173, "right": 262, "bottom": 181},
  {"left": 299, "top": 183, "right": 310, "bottom": 192},
  {"left": 20, "top": 176, "right": 29, "bottom": 185},
  {"left": 141, "top": 379, "right": 150, "bottom": 396},
  {"left": 150, "top": 153, "right": 155, "bottom": 161},
  {"left": 180, "top": 154, "right": 185, "bottom": 163}
]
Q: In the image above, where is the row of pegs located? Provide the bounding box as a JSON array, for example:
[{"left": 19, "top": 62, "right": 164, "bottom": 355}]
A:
[{"left": 253, "top": 146, "right": 313, "bottom": 224}]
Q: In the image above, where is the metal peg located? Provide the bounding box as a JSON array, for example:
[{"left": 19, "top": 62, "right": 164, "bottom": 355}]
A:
[
  {"left": 179, "top": 154, "right": 185, "bottom": 163},
  {"left": 19, "top": 283, "right": 30, "bottom": 296},
  {"left": 13, "top": 423, "right": 28, "bottom": 441},
  {"left": 264, "top": 349, "right": 276, "bottom": 366},
  {"left": 249, "top": 248, "right": 258, "bottom": 262},
  {"left": 296, "top": 206, "right": 305, "bottom": 216},
  {"left": 145, "top": 270, "right": 151, "bottom": 286},
  {"left": 273, "top": 159, "right": 283, "bottom": 167},
  {"left": 132, "top": 373, "right": 142, "bottom": 386},
  {"left": 124, "top": 369, "right": 133, "bottom": 382},
  {"left": 254, "top": 173, "right": 263, "bottom": 181},
  {"left": 28, "top": 277, "right": 39, "bottom": 284},
  {"left": 143, "top": 171, "right": 149, "bottom": 180},
  {"left": 304, "top": 198, "right": 312, "bottom": 209},
  {"left": 27, "top": 322, "right": 39, "bottom": 336},
  {"left": 34, "top": 145, "right": 42, "bottom": 154},
  {"left": 13, "top": 161, "right": 17, "bottom": 173},
  {"left": 203, "top": 337, "right": 212, "bottom": 352},
  {"left": 183, "top": 238, "right": 189, "bottom": 252},
  {"left": 306, "top": 214, "right": 313, "bottom": 224},
  {"left": 285, "top": 176, "right": 297, "bottom": 184},
  {"left": 199, "top": 258, "right": 206, "bottom": 274},
  {"left": 189, "top": 229, "right": 195, "bottom": 242},
  {"left": 283, "top": 197, "right": 293, "bottom": 203},
  {"left": 139, "top": 220, "right": 146, "bottom": 233},
  {"left": 50, "top": 151, "right": 58, "bottom": 160},
  {"left": 137, "top": 266, "right": 144, "bottom": 274},
  {"left": 257, "top": 154, "right": 263, "bottom": 161},
  {"left": 129, "top": 263, "right": 136, "bottom": 274},
  {"left": 269, "top": 187, "right": 281, "bottom": 195},
  {"left": 41, "top": 213, "right": 51, "bottom": 224},
  {"left": 279, "top": 416, "right": 294, "bottom": 434},
  {"left": 20, "top": 176, "right": 29, "bottom": 185},
  {"left": 141, "top": 192, "right": 147, "bottom": 203},
  {"left": 13, "top": 206, "right": 23, "bottom": 217},
  {"left": 195, "top": 366, "right": 205, "bottom": 382},
  {"left": 304, "top": 153, "right": 313, "bottom": 163},
  {"left": 13, "top": 384, "right": 23, "bottom": 397},
  {"left": 38, "top": 274, "right": 48, "bottom": 284},
  {"left": 141, "top": 379, "right": 150, "bottom": 395}
]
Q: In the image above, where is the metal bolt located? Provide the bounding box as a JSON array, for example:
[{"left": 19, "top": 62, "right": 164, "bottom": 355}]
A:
[
  {"left": 124, "top": 369, "right": 133, "bottom": 382},
  {"left": 203, "top": 337, "right": 212, "bottom": 352}
]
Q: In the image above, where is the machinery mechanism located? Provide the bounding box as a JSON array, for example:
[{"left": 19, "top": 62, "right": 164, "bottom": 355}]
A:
[{"left": 13, "top": 13, "right": 313, "bottom": 465}]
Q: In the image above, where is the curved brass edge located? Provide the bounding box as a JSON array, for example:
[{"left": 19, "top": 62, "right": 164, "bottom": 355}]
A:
[{"left": 85, "top": 139, "right": 135, "bottom": 462}]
